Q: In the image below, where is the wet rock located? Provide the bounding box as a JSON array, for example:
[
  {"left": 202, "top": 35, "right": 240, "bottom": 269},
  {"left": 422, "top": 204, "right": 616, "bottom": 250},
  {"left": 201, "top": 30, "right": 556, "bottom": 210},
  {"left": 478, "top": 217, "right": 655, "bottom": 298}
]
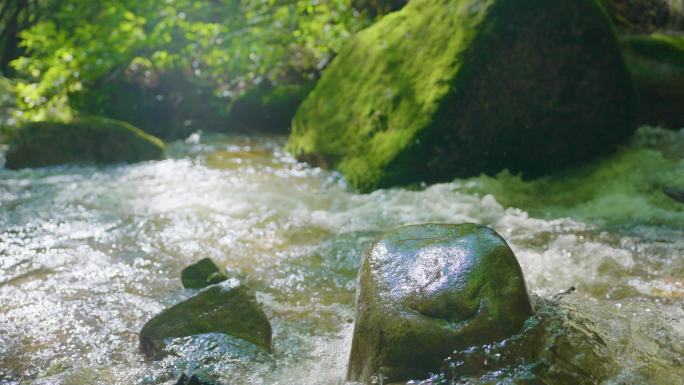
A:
[
  {"left": 175, "top": 370, "right": 222, "bottom": 385},
  {"left": 663, "top": 186, "right": 684, "bottom": 203},
  {"left": 435, "top": 296, "right": 618, "bottom": 385},
  {"left": 347, "top": 223, "right": 533, "bottom": 383},
  {"left": 140, "top": 281, "right": 272, "bottom": 360},
  {"left": 4, "top": 117, "right": 164, "bottom": 169},
  {"left": 181, "top": 258, "right": 228, "bottom": 289},
  {"left": 288, "top": 0, "right": 637, "bottom": 192}
]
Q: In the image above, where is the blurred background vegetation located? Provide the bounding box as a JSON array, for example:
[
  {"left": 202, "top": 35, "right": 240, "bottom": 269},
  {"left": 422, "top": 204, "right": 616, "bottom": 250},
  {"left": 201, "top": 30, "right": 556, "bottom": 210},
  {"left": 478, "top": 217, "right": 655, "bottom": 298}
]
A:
[
  {"left": 0, "top": 0, "right": 407, "bottom": 140},
  {"left": 0, "top": 0, "right": 681, "bottom": 142}
]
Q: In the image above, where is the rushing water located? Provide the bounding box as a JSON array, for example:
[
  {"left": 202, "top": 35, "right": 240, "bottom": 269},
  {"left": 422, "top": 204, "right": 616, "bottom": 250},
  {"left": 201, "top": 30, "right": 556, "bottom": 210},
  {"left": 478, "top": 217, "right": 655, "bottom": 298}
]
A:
[{"left": 0, "top": 127, "right": 683, "bottom": 385}]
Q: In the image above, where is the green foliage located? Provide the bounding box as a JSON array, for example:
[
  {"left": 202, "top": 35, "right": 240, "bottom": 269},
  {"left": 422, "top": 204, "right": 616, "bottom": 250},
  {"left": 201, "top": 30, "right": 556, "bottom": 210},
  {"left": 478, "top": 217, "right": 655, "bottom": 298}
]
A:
[
  {"left": 10, "top": 0, "right": 367, "bottom": 123},
  {"left": 0, "top": 76, "right": 18, "bottom": 142}
]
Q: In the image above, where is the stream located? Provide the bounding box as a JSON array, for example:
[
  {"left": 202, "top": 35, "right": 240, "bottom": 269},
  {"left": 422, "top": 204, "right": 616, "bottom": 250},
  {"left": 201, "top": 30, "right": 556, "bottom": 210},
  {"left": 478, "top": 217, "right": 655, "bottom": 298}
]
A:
[{"left": 1, "top": 126, "right": 683, "bottom": 385}]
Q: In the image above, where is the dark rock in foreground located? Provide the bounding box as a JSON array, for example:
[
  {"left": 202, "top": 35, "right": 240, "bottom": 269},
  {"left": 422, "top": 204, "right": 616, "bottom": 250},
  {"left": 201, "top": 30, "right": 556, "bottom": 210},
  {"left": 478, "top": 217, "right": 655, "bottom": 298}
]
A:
[
  {"left": 347, "top": 223, "right": 533, "bottom": 383},
  {"left": 140, "top": 282, "right": 272, "bottom": 360},
  {"left": 175, "top": 371, "right": 222, "bottom": 385},
  {"left": 4, "top": 117, "right": 164, "bottom": 169},
  {"left": 181, "top": 258, "right": 228, "bottom": 289},
  {"left": 288, "top": 0, "right": 637, "bottom": 192}
]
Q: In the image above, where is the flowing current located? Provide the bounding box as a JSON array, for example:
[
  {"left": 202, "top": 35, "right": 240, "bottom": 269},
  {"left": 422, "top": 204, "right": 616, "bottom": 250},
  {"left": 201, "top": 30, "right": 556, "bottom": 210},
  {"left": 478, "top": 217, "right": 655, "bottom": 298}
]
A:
[{"left": 1, "top": 127, "right": 683, "bottom": 385}]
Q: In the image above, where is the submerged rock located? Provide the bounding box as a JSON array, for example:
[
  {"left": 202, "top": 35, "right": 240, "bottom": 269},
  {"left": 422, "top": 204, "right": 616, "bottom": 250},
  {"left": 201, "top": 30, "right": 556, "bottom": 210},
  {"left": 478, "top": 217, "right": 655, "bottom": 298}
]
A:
[
  {"left": 347, "top": 223, "right": 533, "bottom": 383},
  {"left": 181, "top": 258, "right": 228, "bottom": 289},
  {"left": 288, "top": 0, "right": 637, "bottom": 192},
  {"left": 140, "top": 281, "right": 272, "bottom": 359},
  {"left": 4, "top": 117, "right": 164, "bottom": 169}
]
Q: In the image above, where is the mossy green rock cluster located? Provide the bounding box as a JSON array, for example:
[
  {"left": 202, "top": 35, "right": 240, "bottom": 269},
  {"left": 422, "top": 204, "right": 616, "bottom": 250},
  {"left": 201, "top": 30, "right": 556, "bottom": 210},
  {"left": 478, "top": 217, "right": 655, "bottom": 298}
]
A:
[
  {"left": 347, "top": 223, "right": 533, "bottom": 383},
  {"left": 139, "top": 282, "right": 272, "bottom": 359},
  {"left": 288, "top": 0, "right": 637, "bottom": 192},
  {"left": 181, "top": 258, "right": 228, "bottom": 289},
  {"left": 621, "top": 33, "right": 684, "bottom": 129},
  {"left": 4, "top": 117, "right": 164, "bottom": 169}
]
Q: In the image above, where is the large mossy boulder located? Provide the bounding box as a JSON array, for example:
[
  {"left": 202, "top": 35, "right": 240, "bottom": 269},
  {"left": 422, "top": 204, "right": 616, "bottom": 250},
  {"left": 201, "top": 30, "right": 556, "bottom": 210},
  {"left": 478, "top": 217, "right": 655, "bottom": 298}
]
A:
[
  {"left": 347, "top": 223, "right": 533, "bottom": 383},
  {"left": 621, "top": 33, "right": 684, "bottom": 129},
  {"left": 288, "top": 0, "right": 637, "bottom": 192},
  {"left": 140, "top": 282, "right": 272, "bottom": 360},
  {"left": 4, "top": 117, "right": 164, "bottom": 169}
]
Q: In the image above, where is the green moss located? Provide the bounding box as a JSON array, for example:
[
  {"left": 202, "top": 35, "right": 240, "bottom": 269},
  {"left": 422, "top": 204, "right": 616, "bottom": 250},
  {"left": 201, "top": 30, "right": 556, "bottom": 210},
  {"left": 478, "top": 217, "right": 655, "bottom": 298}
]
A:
[
  {"left": 620, "top": 33, "right": 684, "bottom": 129},
  {"left": 4, "top": 116, "right": 164, "bottom": 169},
  {"left": 455, "top": 126, "right": 684, "bottom": 226},
  {"left": 139, "top": 283, "right": 272, "bottom": 359},
  {"left": 288, "top": 0, "right": 636, "bottom": 192}
]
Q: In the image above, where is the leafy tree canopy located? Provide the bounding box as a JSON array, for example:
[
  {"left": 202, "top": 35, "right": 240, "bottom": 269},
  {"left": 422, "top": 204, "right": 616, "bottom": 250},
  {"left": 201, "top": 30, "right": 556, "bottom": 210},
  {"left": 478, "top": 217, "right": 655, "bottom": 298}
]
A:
[{"left": 9, "top": 0, "right": 369, "bottom": 122}]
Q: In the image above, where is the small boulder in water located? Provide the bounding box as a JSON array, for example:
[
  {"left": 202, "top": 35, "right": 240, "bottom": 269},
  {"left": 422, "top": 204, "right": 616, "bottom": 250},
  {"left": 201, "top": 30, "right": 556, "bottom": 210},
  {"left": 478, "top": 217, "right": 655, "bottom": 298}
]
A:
[
  {"left": 140, "top": 281, "right": 272, "bottom": 359},
  {"left": 347, "top": 223, "right": 533, "bottom": 383},
  {"left": 181, "top": 258, "right": 228, "bottom": 289}
]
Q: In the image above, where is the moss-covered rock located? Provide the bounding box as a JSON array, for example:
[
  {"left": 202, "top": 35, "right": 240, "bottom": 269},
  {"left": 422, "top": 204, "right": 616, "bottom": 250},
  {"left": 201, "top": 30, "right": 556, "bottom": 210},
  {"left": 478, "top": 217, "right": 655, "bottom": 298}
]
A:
[
  {"left": 621, "top": 33, "right": 684, "bottom": 129},
  {"left": 347, "top": 223, "right": 533, "bottom": 383},
  {"left": 181, "top": 258, "right": 228, "bottom": 289},
  {"left": 139, "top": 282, "right": 272, "bottom": 360},
  {"left": 288, "top": 0, "right": 637, "bottom": 192},
  {"left": 4, "top": 117, "right": 164, "bottom": 169}
]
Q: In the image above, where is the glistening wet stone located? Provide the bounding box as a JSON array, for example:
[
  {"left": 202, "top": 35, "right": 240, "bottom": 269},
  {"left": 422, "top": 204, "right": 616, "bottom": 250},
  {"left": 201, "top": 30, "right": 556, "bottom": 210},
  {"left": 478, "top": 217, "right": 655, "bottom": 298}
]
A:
[
  {"left": 347, "top": 223, "right": 533, "bottom": 383},
  {"left": 140, "top": 281, "right": 272, "bottom": 360},
  {"left": 181, "top": 258, "right": 228, "bottom": 289}
]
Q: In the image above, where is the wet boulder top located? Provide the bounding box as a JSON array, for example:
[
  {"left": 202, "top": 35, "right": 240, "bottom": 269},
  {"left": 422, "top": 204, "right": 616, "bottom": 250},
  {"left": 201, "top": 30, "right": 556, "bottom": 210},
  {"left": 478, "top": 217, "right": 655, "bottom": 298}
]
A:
[
  {"left": 348, "top": 223, "right": 533, "bottom": 383},
  {"left": 287, "top": 0, "right": 637, "bottom": 192}
]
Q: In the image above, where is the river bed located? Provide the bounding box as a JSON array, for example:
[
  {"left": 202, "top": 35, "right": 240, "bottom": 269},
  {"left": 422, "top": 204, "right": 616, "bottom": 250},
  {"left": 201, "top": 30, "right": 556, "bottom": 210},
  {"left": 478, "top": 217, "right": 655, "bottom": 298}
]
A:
[{"left": 1, "top": 127, "right": 683, "bottom": 384}]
